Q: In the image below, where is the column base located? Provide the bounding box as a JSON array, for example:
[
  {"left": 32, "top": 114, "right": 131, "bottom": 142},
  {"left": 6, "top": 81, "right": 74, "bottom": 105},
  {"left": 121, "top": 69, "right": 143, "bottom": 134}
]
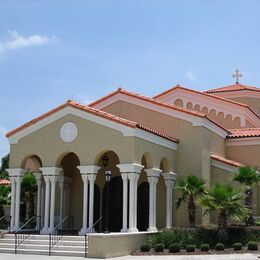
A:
[
  {"left": 12, "top": 226, "right": 19, "bottom": 232},
  {"left": 40, "top": 228, "right": 50, "bottom": 235},
  {"left": 121, "top": 228, "right": 128, "bottom": 233},
  {"left": 147, "top": 227, "right": 158, "bottom": 232},
  {"left": 128, "top": 228, "right": 138, "bottom": 233},
  {"left": 79, "top": 227, "right": 88, "bottom": 236}
]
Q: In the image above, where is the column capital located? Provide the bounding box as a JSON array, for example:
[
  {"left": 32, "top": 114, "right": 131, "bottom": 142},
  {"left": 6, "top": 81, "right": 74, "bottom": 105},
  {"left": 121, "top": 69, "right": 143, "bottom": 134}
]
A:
[
  {"left": 7, "top": 168, "right": 26, "bottom": 177},
  {"left": 77, "top": 165, "right": 100, "bottom": 174},
  {"left": 40, "top": 167, "right": 62, "bottom": 176},
  {"left": 117, "top": 163, "right": 144, "bottom": 173},
  {"left": 163, "top": 172, "right": 177, "bottom": 181},
  {"left": 144, "top": 168, "right": 162, "bottom": 178},
  {"left": 121, "top": 172, "right": 128, "bottom": 181},
  {"left": 88, "top": 174, "right": 97, "bottom": 183}
]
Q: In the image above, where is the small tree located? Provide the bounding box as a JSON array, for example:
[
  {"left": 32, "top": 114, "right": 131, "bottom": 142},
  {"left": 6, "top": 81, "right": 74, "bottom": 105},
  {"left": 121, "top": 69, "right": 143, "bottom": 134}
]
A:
[
  {"left": 21, "top": 172, "right": 37, "bottom": 220},
  {"left": 0, "top": 154, "right": 9, "bottom": 179},
  {"left": 0, "top": 185, "right": 11, "bottom": 216},
  {"left": 175, "top": 175, "right": 206, "bottom": 227},
  {"left": 233, "top": 165, "right": 260, "bottom": 226},
  {"left": 199, "top": 183, "right": 247, "bottom": 228}
]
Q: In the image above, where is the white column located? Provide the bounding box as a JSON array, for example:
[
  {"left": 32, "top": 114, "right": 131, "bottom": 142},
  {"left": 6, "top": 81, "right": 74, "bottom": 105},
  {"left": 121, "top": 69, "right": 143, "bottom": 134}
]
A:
[
  {"left": 77, "top": 165, "right": 100, "bottom": 235},
  {"left": 145, "top": 168, "right": 162, "bottom": 232},
  {"left": 40, "top": 183, "right": 45, "bottom": 228},
  {"left": 49, "top": 175, "right": 57, "bottom": 233},
  {"left": 33, "top": 172, "right": 42, "bottom": 229},
  {"left": 41, "top": 176, "right": 50, "bottom": 234},
  {"left": 120, "top": 173, "right": 128, "bottom": 232},
  {"left": 163, "top": 172, "right": 177, "bottom": 229},
  {"left": 117, "top": 164, "right": 143, "bottom": 233},
  {"left": 88, "top": 174, "right": 97, "bottom": 231},
  {"left": 6, "top": 168, "right": 25, "bottom": 231},
  {"left": 40, "top": 167, "right": 62, "bottom": 234},
  {"left": 9, "top": 177, "right": 16, "bottom": 231},
  {"left": 58, "top": 177, "right": 65, "bottom": 222}
]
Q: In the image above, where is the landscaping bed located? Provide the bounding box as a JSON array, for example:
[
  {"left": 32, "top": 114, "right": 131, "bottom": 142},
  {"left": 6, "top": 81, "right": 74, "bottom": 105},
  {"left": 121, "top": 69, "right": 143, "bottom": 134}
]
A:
[{"left": 133, "top": 226, "right": 260, "bottom": 255}]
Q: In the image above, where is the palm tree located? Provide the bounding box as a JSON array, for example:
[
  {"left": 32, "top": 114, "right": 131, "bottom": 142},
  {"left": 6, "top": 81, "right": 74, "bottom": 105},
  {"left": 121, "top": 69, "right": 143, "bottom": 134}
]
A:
[
  {"left": 233, "top": 165, "right": 260, "bottom": 226},
  {"left": 199, "top": 183, "right": 247, "bottom": 228},
  {"left": 175, "top": 175, "right": 206, "bottom": 227}
]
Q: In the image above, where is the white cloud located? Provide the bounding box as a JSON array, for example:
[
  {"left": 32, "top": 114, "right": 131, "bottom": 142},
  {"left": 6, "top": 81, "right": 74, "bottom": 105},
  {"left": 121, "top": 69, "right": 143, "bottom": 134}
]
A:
[
  {"left": 185, "top": 70, "right": 196, "bottom": 81},
  {"left": 74, "top": 94, "right": 96, "bottom": 104},
  {"left": 0, "top": 31, "right": 55, "bottom": 53}
]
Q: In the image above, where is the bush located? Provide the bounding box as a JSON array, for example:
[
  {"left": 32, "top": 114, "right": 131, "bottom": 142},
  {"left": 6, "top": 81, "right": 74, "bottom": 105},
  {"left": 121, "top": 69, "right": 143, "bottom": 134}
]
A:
[
  {"left": 215, "top": 243, "right": 225, "bottom": 251},
  {"left": 200, "top": 243, "right": 209, "bottom": 251},
  {"left": 154, "top": 243, "right": 165, "bottom": 252},
  {"left": 186, "top": 244, "right": 196, "bottom": 252},
  {"left": 169, "top": 243, "right": 181, "bottom": 253},
  {"left": 233, "top": 242, "right": 242, "bottom": 251},
  {"left": 247, "top": 241, "right": 258, "bottom": 251},
  {"left": 140, "top": 244, "right": 150, "bottom": 252}
]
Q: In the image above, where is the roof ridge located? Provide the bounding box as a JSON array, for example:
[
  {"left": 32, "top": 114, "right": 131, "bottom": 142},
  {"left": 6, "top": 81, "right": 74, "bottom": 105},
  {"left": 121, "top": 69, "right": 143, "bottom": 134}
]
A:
[
  {"left": 205, "top": 83, "right": 260, "bottom": 93},
  {"left": 211, "top": 154, "right": 243, "bottom": 167}
]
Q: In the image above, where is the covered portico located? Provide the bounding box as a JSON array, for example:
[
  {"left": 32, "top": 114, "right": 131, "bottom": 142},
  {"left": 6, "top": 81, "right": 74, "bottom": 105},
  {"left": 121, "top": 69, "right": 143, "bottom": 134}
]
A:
[{"left": 6, "top": 101, "right": 178, "bottom": 234}]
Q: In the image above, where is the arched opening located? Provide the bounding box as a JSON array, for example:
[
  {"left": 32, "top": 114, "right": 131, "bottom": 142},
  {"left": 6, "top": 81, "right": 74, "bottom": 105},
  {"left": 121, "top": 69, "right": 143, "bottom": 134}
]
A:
[
  {"left": 186, "top": 102, "right": 193, "bottom": 109},
  {"left": 174, "top": 99, "right": 184, "bottom": 107},
  {"left": 137, "top": 154, "right": 150, "bottom": 231},
  {"left": 21, "top": 155, "right": 42, "bottom": 172},
  {"left": 194, "top": 104, "right": 201, "bottom": 112},
  {"left": 160, "top": 157, "right": 170, "bottom": 173},
  {"left": 96, "top": 151, "right": 122, "bottom": 232},
  {"left": 60, "top": 152, "right": 82, "bottom": 231},
  {"left": 202, "top": 107, "right": 208, "bottom": 114}
]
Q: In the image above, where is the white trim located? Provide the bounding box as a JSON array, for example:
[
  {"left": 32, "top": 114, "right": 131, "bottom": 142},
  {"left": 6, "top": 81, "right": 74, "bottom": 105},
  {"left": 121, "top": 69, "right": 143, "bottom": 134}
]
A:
[
  {"left": 116, "top": 163, "right": 144, "bottom": 173},
  {"left": 39, "top": 167, "right": 62, "bottom": 176},
  {"left": 7, "top": 106, "right": 178, "bottom": 150},
  {"left": 77, "top": 165, "right": 101, "bottom": 174},
  {"left": 92, "top": 93, "right": 228, "bottom": 138},
  {"left": 163, "top": 172, "right": 177, "bottom": 181},
  {"left": 226, "top": 137, "right": 260, "bottom": 146},
  {"left": 211, "top": 159, "right": 238, "bottom": 173},
  {"left": 7, "top": 168, "right": 26, "bottom": 177}
]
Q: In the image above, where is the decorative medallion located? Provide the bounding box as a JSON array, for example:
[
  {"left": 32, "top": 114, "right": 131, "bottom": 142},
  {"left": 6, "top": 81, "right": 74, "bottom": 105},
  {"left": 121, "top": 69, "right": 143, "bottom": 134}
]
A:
[{"left": 60, "top": 122, "right": 78, "bottom": 143}]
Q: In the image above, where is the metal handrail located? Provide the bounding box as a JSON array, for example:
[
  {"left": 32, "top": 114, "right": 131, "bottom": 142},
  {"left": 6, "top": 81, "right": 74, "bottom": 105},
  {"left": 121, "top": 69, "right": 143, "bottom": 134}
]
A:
[
  {"left": 15, "top": 216, "right": 40, "bottom": 254},
  {"left": 84, "top": 216, "right": 103, "bottom": 258},
  {"left": 0, "top": 215, "right": 11, "bottom": 232},
  {"left": 0, "top": 215, "right": 5, "bottom": 222},
  {"left": 49, "top": 216, "right": 74, "bottom": 256}
]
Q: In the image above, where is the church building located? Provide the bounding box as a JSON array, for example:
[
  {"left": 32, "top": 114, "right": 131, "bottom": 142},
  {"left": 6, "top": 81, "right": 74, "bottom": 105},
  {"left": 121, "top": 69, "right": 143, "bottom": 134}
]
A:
[{"left": 5, "top": 73, "right": 260, "bottom": 236}]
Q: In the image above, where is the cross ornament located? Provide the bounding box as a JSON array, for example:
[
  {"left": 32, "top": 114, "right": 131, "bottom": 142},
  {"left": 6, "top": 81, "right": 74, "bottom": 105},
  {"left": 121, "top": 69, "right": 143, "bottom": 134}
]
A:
[
  {"left": 232, "top": 69, "right": 243, "bottom": 84},
  {"left": 64, "top": 124, "right": 74, "bottom": 140},
  {"left": 60, "top": 122, "right": 78, "bottom": 143}
]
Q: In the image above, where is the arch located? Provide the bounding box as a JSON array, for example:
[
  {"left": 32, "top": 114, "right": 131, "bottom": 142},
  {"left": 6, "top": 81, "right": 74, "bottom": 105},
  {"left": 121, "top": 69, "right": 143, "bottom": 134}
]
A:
[
  {"left": 209, "top": 109, "right": 217, "bottom": 117},
  {"left": 160, "top": 157, "right": 170, "bottom": 172},
  {"left": 193, "top": 104, "right": 201, "bottom": 112},
  {"left": 217, "top": 111, "right": 225, "bottom": 121},
  {"left": 141, "top": 152, "right": 153, "bottom": 169},
  {"left": 202, "top": 106, "right": 208, "bottom": 114},
  {"left": 60, "top": 152, "right": 80, "bottom": 177},
  {"left": 137, "top": 182, "right": 149, "bottom": 231},
  {"left": 186, "top": 102, "right": 193, "bottom": 109},
  {"left": 56, "top": 151, "right": 81, "bottom": 167},
  {"left": 234, "top": 116, "right": 241, "bottom": 127},
  {"left": 226, "top": 114, "right": 233, "bottom": 121},
  {"left": 174, "top": 99, "right": 184, "bottom": 107},
  {"left": 21, "top": 154, "right": 42, "bottom": 172}
]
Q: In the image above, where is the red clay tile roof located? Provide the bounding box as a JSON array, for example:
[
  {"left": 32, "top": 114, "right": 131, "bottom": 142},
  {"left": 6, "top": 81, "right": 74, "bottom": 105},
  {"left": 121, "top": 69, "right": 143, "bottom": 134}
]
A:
[
  {"left": 89, "top": 88, "right": 206, "bottom": 118},
  {"left": 228, "top": 128, "right": 260, "bottom": 138},
  {"left": 205, "top": 83, "right": 260, "bottom": 93},
  {"left": 6, "top": 100, "right": 178, "bottom": 143},
  {"left": 211, "top": 154, "right": 243, "bottom": 167},
  {"left": 154, "top": 85, "right": 250, "bottom": 108},
  {"left": 0, "top": 179, "right": 10, "bottom": 185}
]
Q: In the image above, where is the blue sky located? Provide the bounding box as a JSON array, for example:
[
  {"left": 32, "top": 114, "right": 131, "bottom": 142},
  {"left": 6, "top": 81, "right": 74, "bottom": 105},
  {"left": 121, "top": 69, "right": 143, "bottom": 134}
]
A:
[{"left": 1, "top": 0, "right": 260, "bottom": 158}]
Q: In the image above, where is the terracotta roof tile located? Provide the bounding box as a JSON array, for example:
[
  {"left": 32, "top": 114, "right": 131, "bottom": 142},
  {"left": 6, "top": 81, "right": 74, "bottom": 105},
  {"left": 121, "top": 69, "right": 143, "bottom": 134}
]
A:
[
  {"left": 6, "top": 100, "right": 178, "bottom": 143},
  {"left": 89, "top": 88, "right": 206, "bottom": 118},
  {"left": 228, "top": 128, "right": 260, "bottom": 138},
  {"left": 205, "top": 83, "right": 260, "bottom": 93},
  {"left": 0, "top": 179, "right": 10, "bottom": 185},
  {"left": 211, "top": 154, "right": 243, "bottom": 167}
]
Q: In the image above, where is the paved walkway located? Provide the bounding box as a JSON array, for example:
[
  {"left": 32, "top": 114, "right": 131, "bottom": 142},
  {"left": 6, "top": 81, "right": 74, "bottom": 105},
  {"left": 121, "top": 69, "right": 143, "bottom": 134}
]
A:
[{"left": 0, "top": 253, "right": 258, "bottom": 260}]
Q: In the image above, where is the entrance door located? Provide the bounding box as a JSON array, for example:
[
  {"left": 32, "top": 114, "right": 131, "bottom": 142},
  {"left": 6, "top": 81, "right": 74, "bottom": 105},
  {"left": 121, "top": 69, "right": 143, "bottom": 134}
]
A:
[
  {"left": 102, "top": 176, "right": 123, "bottom": 232},
  {"left": 137, "top": 182, "right": 149, "bottom": 231}
]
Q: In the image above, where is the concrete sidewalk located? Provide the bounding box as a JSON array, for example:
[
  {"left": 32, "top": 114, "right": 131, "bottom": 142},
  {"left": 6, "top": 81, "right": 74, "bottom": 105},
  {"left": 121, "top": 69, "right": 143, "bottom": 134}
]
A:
[{"left": 0, "top": 253, "right": 258, "bottom": 260}]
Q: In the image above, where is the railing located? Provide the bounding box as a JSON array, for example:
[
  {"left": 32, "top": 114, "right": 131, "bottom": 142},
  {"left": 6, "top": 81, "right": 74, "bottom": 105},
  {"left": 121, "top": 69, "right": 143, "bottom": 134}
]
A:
[
  {"left": 49, "top": 216, "right": 74, "bottom": 256},
  {"left": 15, "top": 216, "right": 41, "bottom": 254},
  {"left": 84, "top": 216, "right": 103, "bottom": 258},
  {"left": 0, "top": 215, "right": 11, "bottom": 232}
]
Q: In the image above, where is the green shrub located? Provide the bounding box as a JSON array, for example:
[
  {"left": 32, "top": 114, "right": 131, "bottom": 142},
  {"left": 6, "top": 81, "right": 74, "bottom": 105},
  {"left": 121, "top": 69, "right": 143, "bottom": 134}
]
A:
[
  {"left": 233, "top": 242, "right": 242, "bottom": 251},
  {"left": 215, "top": 243, "right": 225, "bottom": 251},
  {"left": 247, "top": 241, "right": 258, "bottom": 251},
  {"left": 140, "top": 244, "right": 150, "bottom": 252},
  {"left": 186, "top": 244, "right": 196, "bottom": 252},
  {"left": 200, "top": 243, "right": 209, "bottom": 251},
  {"left": 154, "top": 243, "right": 165, "bottom": 252},
  {"left": 169, "top": 243, "right": 181, "bottom": 253}
]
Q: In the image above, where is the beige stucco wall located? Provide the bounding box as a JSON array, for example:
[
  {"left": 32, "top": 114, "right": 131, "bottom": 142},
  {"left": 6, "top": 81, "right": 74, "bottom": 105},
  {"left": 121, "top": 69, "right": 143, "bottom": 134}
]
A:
[
  {"left": 102, "top": 100, "right": 226, "bottom": 226},
  {"left": 88, "top": 233, "right": 148, "bottom": 258}
]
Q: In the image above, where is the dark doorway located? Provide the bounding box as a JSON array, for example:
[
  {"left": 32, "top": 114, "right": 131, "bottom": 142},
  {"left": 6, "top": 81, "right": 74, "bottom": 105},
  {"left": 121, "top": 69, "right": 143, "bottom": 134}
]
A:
[
  {"left": 137, "top": 182, "right": 149, "bottom": 231},
  {"left": 102, "top": 176, "right": 123, "bottom": 232},
  {"left": 93, "top": 184, "right": 101, "bottom": 232}
]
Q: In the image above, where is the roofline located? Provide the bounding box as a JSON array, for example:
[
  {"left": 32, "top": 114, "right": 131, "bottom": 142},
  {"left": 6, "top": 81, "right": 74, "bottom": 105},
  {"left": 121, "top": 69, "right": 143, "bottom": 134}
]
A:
[
  {"left": 6, "top": 100, "right": 178, "bottom": 144},
  {"left": 205, "top": 83, "right": 260, "bottom": 94},
  {"left": 211, "top": 154, "right": 243, "bottom": 168}
]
